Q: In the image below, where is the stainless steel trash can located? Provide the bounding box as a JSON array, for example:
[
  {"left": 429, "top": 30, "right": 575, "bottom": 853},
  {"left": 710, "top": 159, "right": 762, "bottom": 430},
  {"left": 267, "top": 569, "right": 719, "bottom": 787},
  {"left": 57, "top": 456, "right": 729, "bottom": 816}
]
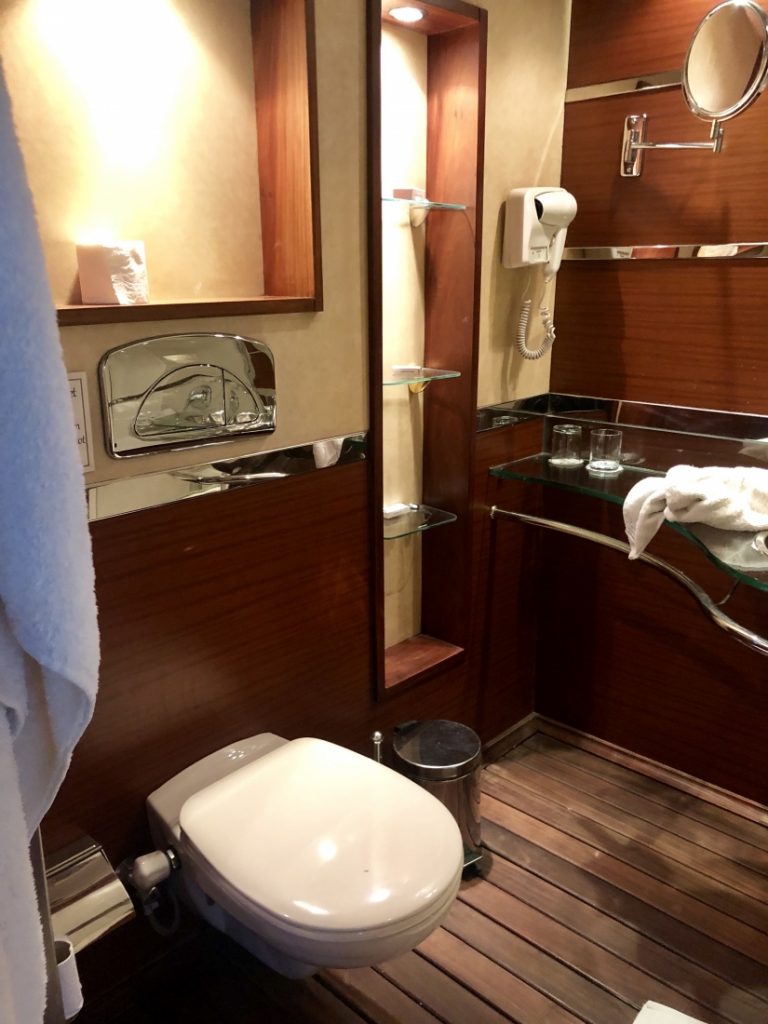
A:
[{"left": 392, "top": 720, "right": 483, "bottom": 868}]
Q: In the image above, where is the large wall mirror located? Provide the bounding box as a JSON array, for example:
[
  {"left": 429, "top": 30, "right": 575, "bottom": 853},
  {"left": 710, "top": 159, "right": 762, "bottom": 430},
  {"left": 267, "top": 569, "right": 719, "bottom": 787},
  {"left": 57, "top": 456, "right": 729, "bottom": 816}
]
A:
[{"left": 0, "top": 0, "right": 322, "bottom": 324}]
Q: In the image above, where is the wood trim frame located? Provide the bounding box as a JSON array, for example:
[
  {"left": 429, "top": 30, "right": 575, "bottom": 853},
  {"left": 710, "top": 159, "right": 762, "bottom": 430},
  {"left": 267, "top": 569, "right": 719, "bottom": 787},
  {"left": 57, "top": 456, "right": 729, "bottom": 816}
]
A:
[
  {"left": 367, "top": 0, "right": 487, "bottom": 698},
  {"left": 421, "top": 11, "right": 486, "bottom": 650},
  {"left": 58, "top": 0, "right": 322, "bottom": 326},
  {"left": 366, "top": 0, "right": 386, "bottom": 698}
]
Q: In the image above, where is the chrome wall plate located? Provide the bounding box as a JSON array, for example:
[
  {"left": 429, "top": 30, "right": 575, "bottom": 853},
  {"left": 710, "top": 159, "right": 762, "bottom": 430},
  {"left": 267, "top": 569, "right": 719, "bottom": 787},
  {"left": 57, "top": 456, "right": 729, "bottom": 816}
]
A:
[{"left": 100, "top": 332, "right": 276, "bottom": 458}]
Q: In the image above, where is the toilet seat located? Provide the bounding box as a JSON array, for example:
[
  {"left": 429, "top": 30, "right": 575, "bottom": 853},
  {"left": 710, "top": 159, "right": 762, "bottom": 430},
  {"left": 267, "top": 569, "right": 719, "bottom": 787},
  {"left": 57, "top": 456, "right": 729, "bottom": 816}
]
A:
[{"left": 178, "top": 738, "right": 464, "bottom": 965}]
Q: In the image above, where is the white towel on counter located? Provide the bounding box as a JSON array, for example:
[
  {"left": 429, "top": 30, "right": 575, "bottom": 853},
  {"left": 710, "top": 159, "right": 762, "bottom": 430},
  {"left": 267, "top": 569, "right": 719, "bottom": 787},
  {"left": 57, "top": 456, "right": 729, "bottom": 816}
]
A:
[
  {"left": 633, "top": 1002, "right": 707, "bottom": 1024},
  {"left": 623, "top": 465, "right": 768, "bottom": 559},
  {"left": 0, "top": 63, "right": 99, "bottom": 1022}
]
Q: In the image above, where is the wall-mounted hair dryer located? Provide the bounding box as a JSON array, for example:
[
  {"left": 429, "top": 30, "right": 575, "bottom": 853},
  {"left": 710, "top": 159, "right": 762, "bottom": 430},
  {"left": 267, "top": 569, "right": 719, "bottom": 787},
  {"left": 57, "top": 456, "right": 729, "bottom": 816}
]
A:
[
  {"left": 503, "top": 187, "right": 577, "bottom": 276},
  {"left": 502, "top": 186, "right": 577, "bottom": 360}
]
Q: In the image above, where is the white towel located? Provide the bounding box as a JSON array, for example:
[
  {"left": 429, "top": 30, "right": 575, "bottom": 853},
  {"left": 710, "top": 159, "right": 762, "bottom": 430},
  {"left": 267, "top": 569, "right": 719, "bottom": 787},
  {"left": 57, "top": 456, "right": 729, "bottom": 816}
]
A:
[
  {"left": 623, "top": 465, "right": 768, "bottom": 559},
  {"left": 0, "top": 63, "right": 99, "bottom": 1022},
  {"left": 633, "top": 1002, "right": 707, "bottom": 1023}
]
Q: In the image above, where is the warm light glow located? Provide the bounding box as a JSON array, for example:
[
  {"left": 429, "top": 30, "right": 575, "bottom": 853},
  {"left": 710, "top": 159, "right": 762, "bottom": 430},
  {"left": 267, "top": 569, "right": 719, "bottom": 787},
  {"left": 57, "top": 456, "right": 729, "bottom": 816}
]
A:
[
  {"left": 368, "top": 887, "right": 391, "bottom": 904},
  {"left": 32, "top": 0, "right": 195, "bottom": 174},
  {"left": 293, "top": 900, "right": 329, "bottom": 916},
  {"left": 389, "top": 6, "right": 425, "bottom": 24},
  {"left": 316, "top": 838, "right": 338, "bottom": 863}
]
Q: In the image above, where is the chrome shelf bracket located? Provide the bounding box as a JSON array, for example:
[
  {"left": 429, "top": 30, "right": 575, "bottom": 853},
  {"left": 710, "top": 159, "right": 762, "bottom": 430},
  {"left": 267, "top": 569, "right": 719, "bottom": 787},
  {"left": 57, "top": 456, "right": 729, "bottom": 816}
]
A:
[
  {"left": 621, "top": 113, "right": 723, "bottom": 177},
  {"left": 490, "top": 506, "right": 768, "bottom": 657}
]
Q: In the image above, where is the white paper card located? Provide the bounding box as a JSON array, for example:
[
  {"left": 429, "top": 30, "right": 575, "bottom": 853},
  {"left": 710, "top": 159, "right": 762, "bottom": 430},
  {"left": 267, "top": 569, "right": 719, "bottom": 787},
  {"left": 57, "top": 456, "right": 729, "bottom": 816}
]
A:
[
  {"left": 634, "top": 1003, "right": 707, "bottom": 1024},
  {"left": 68, "top": 372, "right": 95, "bottom": 473}
]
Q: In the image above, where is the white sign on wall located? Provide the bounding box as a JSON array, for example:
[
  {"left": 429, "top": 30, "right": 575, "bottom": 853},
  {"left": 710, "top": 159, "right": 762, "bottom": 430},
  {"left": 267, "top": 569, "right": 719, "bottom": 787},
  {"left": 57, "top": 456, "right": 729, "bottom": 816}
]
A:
[{"left": 68, "top": 372, "right": 95, "bottom": 473}]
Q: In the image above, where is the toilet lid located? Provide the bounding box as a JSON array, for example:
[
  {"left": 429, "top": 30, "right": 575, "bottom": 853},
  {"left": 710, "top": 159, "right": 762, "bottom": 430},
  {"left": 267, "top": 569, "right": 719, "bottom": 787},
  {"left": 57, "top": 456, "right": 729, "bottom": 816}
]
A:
[{"left": 179, "top": 738, "right": 463, "bottom": 934}]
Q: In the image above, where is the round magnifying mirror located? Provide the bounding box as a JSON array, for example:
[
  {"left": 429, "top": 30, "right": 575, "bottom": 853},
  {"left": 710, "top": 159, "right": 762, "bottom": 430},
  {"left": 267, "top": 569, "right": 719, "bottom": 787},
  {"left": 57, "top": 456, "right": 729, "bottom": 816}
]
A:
[{"left": 683, "top": 0, "right": 768, "bottom": 121}]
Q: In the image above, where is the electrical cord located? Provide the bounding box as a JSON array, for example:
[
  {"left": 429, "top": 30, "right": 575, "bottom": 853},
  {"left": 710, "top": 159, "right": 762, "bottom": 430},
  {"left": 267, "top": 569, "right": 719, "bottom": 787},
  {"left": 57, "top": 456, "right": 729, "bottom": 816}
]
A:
[{"left": 515, "top": 269, "right": 556, "bottom": 361}]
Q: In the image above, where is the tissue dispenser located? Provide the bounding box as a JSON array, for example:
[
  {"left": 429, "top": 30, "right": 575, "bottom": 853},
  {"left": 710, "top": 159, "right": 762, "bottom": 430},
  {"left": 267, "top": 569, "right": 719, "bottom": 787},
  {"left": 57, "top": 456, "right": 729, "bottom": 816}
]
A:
[{"left": 46, "top": 837, "right": 134, "bottom": 953}]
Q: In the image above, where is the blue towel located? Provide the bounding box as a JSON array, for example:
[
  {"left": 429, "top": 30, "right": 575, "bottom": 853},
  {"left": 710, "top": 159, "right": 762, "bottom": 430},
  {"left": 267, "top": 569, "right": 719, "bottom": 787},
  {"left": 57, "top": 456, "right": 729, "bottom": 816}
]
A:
[{"left": 0, "top": 61, "right": 99, "bottom": 1023}]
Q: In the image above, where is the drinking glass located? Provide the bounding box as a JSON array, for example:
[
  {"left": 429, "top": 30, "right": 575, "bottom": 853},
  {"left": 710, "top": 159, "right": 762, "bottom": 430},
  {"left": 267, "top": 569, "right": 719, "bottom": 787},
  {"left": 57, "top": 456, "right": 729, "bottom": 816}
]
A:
[{"left": 587, "top": 428, "right": 622, "bottom": 473}]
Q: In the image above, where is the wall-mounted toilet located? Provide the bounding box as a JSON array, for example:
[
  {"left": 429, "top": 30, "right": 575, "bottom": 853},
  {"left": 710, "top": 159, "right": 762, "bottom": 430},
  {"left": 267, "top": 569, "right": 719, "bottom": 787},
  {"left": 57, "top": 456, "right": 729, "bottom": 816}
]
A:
[{"left": 146, "top": 733, "right": 464, "bottom": 977}]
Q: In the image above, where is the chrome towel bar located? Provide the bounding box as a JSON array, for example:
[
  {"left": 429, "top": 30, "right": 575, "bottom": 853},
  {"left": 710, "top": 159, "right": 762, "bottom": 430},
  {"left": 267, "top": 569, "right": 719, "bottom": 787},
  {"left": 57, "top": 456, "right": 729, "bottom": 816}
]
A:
[{"left": 490, "top": 506, "right": 768, "bottom": 657}]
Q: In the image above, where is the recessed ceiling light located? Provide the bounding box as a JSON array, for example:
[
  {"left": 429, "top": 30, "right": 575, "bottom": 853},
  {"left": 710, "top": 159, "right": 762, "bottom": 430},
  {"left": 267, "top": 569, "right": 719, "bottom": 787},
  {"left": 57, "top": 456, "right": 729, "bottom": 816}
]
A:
[{"left": 389, "top": 6, "right": 425, "bottom": 24}]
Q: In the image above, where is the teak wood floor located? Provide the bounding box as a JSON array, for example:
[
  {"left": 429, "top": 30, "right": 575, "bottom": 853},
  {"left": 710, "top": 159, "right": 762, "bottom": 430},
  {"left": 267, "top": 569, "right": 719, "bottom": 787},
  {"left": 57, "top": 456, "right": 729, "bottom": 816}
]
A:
[{"left": 78, "top": 725, "right": 768, "bottom": 1024}]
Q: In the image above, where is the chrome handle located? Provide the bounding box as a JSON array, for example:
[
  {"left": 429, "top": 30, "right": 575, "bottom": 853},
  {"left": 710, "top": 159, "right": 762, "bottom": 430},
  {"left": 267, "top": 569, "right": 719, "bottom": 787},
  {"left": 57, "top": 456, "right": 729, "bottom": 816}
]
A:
[{"left": 371, "top": 731, "right": 383, "bottom": 763}]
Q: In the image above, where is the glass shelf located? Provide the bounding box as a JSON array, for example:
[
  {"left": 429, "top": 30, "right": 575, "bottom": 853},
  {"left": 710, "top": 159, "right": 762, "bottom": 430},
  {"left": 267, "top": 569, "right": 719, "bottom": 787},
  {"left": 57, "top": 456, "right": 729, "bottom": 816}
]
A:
[
  {"left": 383, "top": 503, "right": 457, "bottom": 541},
  {"left": 383, "top": 195, "right": 467, "bottom": 227},
  {"left": 383, "top": 366, "right": 461, "bottom": 389},
  {"left": 382, "top": 196, "right": 466, "bottom": 212},
  {"left": 490, "top": 455, "right": 768, "bottom": 593}
]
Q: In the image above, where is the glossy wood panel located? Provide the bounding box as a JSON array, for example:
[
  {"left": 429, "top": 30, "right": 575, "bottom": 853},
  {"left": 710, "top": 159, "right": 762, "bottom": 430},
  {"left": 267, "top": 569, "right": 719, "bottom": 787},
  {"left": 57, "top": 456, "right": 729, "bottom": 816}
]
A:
[
  {"left": 552, "top": 262, "right": 768, "bottom": 412},
  {"left": 471, "top": 420, "right": 543, "bottom": 741},
  {"left": 523, "top": 492, "right": 768, "bottom": 803},
  {"left": 567, "top": 0, "right": 714, "bottom": 88},
  {"left": 44, "top": 463, "right": 497, "bottom": 865},
  {"left": 252, "top": 0, "right": 322, "bottom": 300},
  {"left": 420, "top": 18, "right": 486, "bottom": 650},
  {"left": 562, "top": 90, "right": 768, "bottom": 247},
  {"left": 381, "top": 0, "right": 477, "bottom": 36},
  {"left": 57, "top": 296, "right": 317, "bottom": 326}
]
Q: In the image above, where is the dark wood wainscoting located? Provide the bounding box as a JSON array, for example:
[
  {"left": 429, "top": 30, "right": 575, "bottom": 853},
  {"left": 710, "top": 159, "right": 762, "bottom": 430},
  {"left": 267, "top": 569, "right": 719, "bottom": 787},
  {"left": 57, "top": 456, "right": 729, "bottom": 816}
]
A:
[
  {"left": 45, "top": 427, "right": 543, "bottom": 869},
  {"left": 44, "top": 463, "right": 486, "bottom": 866},
  {"left": 499, "top": 490, "right": 768, "bottom": 805}
]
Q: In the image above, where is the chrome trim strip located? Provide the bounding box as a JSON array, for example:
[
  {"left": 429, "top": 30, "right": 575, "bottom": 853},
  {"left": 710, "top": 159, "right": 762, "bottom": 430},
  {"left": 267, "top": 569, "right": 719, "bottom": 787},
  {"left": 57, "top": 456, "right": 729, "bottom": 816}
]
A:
[
  {"left": 565, "top": 71, "right": 681, "bottom": 103},
  {"left": 478, "top": 393, "right": 768, "bottom": 442},
  {"left": 564, "top": 243, "right": 768, "bottom": 261},
  {"left": 491, "top": 507, "right": 768, "bottom": 657},
  {"left": 87, "top": 432, "right": 367, "bottom": 522}
]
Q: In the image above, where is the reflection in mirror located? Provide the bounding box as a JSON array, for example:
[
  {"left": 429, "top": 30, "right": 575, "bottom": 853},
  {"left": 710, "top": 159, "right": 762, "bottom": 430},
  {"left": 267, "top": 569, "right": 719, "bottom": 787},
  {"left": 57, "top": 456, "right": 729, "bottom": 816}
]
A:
[
  {"left": 684, "top": 0, "right": 768, "bottom": 120},
  {"left": 622, "top": 0, "right": 768, "bottom": 176}
]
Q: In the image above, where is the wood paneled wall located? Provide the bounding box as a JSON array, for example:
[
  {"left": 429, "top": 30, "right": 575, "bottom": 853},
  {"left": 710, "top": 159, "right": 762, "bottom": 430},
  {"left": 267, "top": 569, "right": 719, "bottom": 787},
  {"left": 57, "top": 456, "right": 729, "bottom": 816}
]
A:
[
  {"left": 44, "top": 423, "right": 542, "bottom": 869},
  {"left": 556, "top": 1, "right": 768, "bottom": 412},
  {"left": 539, "top": 1, "right": 768, "bottom": 797},
  {"left": 531, "top": 493, "right": 768, "bottom": 805},
  {"left": 45, "top": 465, "right": 465, "bottom": 864}
]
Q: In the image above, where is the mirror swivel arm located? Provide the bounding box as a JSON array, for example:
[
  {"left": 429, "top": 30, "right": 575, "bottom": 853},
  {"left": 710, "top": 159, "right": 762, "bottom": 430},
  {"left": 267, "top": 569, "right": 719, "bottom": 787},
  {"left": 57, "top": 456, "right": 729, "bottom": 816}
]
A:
[{"left": 621, "top": 114, "right": 724, "bottom": 177}]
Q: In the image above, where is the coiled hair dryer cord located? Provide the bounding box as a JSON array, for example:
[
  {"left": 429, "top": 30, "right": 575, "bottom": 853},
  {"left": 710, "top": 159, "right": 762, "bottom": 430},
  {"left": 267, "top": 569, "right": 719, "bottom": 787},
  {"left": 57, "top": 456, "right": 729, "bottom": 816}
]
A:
[{"left": 516, "top": 271, "right": 556, "bottom": 361}]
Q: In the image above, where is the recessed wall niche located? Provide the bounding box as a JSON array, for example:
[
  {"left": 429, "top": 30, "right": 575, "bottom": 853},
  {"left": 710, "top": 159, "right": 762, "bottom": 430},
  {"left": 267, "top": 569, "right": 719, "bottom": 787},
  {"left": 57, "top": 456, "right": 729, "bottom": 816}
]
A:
[
  {"left": 0, "top": 0, "right": 322, "bottom": 324},
  {"left": 369, "top": 0, "right": 486, "bottom": 694}
]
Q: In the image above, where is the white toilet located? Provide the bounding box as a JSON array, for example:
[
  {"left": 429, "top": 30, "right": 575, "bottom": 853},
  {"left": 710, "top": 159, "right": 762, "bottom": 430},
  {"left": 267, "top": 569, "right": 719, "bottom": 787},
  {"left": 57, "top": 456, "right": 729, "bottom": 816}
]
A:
[{"left": 147, "top": 733, "right": 464, "bottom": 977}]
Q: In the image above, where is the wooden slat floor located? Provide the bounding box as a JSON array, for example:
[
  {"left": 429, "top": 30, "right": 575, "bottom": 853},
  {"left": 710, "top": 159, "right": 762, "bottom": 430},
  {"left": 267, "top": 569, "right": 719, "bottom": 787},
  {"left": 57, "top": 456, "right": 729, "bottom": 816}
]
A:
[
  {"left": 321, "top": 729, "right": 768, "bottom": 1024},
  {"left": 78, "top": 727, "right": 768, "bottom": 1024}
]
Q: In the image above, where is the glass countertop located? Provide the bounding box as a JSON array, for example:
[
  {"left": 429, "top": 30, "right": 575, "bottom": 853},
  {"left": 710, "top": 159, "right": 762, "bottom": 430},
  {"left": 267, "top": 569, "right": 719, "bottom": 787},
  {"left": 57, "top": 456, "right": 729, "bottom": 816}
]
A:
[{"left": 490, "top": 455, "right": 768, "bottom": 593}]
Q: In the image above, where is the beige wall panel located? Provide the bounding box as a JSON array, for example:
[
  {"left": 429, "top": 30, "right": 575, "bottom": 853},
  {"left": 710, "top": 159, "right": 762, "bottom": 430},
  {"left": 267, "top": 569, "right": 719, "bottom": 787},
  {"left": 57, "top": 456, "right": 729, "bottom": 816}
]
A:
[
  {"left": 30, "top": 0, "right": 367, "bottom": 484},
  {"left": 1, "top": 0, "right": 265, "bottom": 303},
  {"left": 476, "top": 0, "right": 571, "bottom": 408}
]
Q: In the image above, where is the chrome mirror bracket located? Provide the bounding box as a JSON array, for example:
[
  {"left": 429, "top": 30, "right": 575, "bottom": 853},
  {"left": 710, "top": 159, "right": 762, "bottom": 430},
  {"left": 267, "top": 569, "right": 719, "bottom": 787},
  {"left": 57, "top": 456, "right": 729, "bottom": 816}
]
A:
[{"left": 621, "top": 114, "right": 723, "bottom": 177}]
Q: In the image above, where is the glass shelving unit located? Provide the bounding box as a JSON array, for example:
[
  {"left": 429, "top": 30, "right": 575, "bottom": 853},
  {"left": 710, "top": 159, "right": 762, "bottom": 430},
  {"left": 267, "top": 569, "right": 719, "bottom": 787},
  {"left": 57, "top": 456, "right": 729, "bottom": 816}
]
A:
[
  {"left": 382, "top": 196, "right": 466, "bottom": 212},
  {"left": 383, "top": 503, "right": 457, "bottom": 541},
  {"left": 490, "top": 455, "right": 768, "bottom": 593},
  {"left": 383, "top": 366, "right": 461, "bottom": 393},
  {"left": 382, "top": 195, "right": 467, "bottom": 226}
]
